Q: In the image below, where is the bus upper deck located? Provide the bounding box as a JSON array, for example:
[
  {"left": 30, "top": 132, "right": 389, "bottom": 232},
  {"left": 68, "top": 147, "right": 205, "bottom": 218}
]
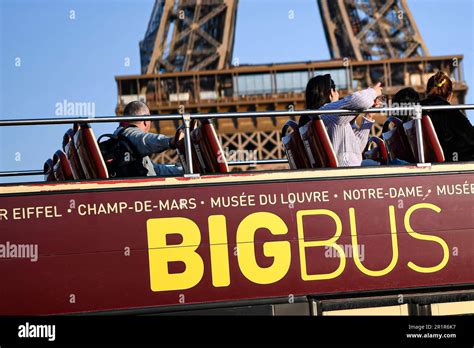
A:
[
  {"left": 0, "top": 105, "right": 473, "bottom": 316},
  {"left": 1, "top": 103, "right": 473, "bottom": 181}
]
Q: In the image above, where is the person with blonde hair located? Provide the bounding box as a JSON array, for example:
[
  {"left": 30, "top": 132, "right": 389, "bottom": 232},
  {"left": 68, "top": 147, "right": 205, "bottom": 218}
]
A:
[{"left": 420, "top": 71, "right": 474, "bottom": 162}]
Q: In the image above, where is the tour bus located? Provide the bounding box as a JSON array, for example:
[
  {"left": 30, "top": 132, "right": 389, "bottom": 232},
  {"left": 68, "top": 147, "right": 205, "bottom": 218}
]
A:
[{"left": 0, "top": 104, "right": 473, "bottom": 316}]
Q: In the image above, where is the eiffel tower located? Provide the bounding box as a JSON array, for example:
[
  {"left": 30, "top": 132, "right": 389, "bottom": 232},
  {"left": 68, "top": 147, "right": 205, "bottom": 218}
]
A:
[
  {"left": 318, "top": 0, "right": 429, "bottom": 60},
  {"left": 141, "top": 0, "right": 429, "bottom": 73},
  {"left": 116, "top": 0, "right": 467, "bottom": 168},
  {"left": 140, "top": 0, "right": 238, "bottom": 73}
]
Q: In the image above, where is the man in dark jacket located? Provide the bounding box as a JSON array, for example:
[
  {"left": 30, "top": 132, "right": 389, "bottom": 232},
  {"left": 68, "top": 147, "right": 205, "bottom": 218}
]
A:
[{"left": 115, "top": 101, "right": 183, "bottom": 176}]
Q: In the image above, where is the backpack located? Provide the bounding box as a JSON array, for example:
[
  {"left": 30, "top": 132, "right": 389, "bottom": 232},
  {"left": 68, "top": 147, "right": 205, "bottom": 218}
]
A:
[{"left": 98, "top": 127, "right": 149, "bottom": 178}]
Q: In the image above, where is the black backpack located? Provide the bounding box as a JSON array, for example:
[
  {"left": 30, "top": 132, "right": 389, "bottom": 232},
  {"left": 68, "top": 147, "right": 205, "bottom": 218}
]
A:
[{"left": 98, "top": 127, "right": 149, "bottom": 178}]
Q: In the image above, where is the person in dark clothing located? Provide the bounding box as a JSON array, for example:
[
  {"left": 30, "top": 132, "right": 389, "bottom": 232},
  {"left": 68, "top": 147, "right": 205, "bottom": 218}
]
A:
[
  {"left": 392, "top": 87, "right": 421, "bottom": 123},
  {"left": 420, "top": 71, "right": 474, "bottom": 162},
  {"left": 115, "top": 101, "right": 183, "bottom": 176}
]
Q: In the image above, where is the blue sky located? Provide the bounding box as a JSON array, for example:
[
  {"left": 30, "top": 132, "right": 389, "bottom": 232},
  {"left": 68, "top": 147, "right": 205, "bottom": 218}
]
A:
[{"left": 1, "top": 0, "right": 473, "bottom": 183}]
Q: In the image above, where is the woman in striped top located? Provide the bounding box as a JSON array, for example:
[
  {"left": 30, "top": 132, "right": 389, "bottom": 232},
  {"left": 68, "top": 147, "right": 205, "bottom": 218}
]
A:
[{"left": 301, "top": 74, "right": 383, "bottom": 167}]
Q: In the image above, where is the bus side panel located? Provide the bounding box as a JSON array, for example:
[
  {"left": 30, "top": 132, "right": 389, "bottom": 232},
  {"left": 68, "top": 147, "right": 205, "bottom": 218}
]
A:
[{"left": 0, "top": 172, "right": 473, "bottom": 315}]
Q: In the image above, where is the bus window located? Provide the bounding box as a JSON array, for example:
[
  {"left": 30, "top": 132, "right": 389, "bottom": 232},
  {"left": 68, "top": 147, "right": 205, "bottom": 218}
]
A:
[
  {"left": 431, "top": 301, "right": 474, "bottom": 315},
  {"left": 323, "top": 304, "right": 409, "bottom": 316}
]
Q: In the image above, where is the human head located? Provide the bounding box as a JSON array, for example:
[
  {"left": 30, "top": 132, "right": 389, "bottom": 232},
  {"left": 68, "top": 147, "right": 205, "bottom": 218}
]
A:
[
  {"left": 392, "top": 87, "right": 420, "bottom": 121},
  {"left": 426, "top": 71, "right": 453, "bottom": 101},
  {"left": 393, "top": 87, "right": 420, "bottom": 104},
  {"left": 120, "top": 101, "right": 151, "bottom": 132},
  {"left": 305, "top": 74, "right": 339, "bottom": 110}
]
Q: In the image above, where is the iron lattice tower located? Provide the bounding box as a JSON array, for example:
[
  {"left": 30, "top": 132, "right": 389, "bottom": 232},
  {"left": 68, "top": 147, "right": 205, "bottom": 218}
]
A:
[
  {"left": 317, "top": 0, "right": 429, "bottom": 60},
  {"left": 140, "top": 0, "right": 238, "bottom": 74},
  {"left": 123, "top": 0, "right": 468, "bottom": 170}
]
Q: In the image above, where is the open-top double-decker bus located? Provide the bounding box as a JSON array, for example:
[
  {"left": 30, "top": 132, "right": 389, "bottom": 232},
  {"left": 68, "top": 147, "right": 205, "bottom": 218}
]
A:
[{"left": 0, "top": 105, "right": 473, "bottom": 316}]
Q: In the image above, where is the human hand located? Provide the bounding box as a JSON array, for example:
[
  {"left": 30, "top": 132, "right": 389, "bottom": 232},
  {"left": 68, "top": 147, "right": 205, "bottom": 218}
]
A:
[
  {"left": 372, "top": 82, "right": 383, "bottom": 97},
  {"left": 365, "top": 113, "right": 375, "bottom": 121},
  {"left": 373, "top": 95, "right": 385, "bottom": 108}
]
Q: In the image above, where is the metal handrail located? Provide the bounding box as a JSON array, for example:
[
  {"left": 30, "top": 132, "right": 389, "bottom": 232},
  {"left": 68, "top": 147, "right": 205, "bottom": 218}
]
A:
[
  {"left": 0, "top": 170, "right": 44, "bottom": 177},
  {"left": 0, "top": 160, "right": 292, "bottom": 177},
  {"left": 0, "top": 104, "right": 472, "bottom": 127},
  {"left": 0, "top": 104, "right": 472, "bottom": 178},
  {"left": 227, "top": 159, "right": 289, "bottom": 166}
]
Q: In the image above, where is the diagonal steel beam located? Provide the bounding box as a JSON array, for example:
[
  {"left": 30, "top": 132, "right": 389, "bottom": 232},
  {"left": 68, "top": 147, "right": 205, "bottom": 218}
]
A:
[{"left": 355, "top": 0, "right": 396, "bottom": 41}]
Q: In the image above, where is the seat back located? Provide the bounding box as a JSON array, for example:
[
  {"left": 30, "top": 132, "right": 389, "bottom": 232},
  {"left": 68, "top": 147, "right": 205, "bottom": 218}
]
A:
[
  {"left": 43, "top": 158, "right": 56, "bottom": 182},
  {"left": 281, "top": 120, "right": 311, "bottom": 169},
  {"left": 74, "top": 123, "right": 109, "bottom": 179},
  {"left": 176, "top": 119, "right": 229, "bottom": 174},
  {"left": 299, "top": 118, "right": 338, "bottom": 168},
  {"left": 63, "top": 125, "right": 86, "bottom": 179},
  {"left": 52, "top": 150, "right": 74, "bottom": 181},
  {"left": 403, "top": 116, "right": 445, "bottom": 163},
  {"left": 364, "top": 136, "right": 389, "bottom": 165},
  {"left": 175, "top": 122, "right": 200, "bottom": 173},
  {"left": 382, "top": 117, "right": 416, "bottom": 163}
]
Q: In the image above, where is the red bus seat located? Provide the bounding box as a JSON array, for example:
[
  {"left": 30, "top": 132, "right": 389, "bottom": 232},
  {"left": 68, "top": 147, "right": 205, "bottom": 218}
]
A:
[
  {"left": 175, "top": 119, "right": 229, "bottom": 174},
  {"left": 382, "top": 117, "right": 416, "bottom": 163},
  {"left": 363, "top": 136, "right": 389, "bottom": 165},
  {"left": 43, "top": 158, "right": 56, "bottom": 182},
  {"left": 403, "top": 116, "right": 445, "bottom": 163},
  {"left": 63, "top": 126, "right": 86, "bottom": 179},
  {"left": 74, "top": 123, "right": 109, "bottom": 179},
  {"left": 52, "top": 150, "right": 74, "bottom": 181},
  {"left": 299, "top": 118, "right": 338, "bottom": 168},
  {"left": 281, "top": 120, "right": 311, "bottom": 169}
]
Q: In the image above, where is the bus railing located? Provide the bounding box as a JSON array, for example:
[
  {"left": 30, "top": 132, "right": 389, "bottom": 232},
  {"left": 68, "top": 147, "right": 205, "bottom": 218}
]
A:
[
  {"left": 0, "top": 104, "right": 473, "bottom": 178},
  {"left": 0, "top": 160, "right": 290, "bottom": 177},
  {"left": 0, "top": 170, "right": 45, "bottom": 178}
]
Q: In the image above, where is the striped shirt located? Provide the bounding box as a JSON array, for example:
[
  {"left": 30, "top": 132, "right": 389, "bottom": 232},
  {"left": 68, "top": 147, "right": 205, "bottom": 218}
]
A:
[{"left": 318, "top": 88, "right": 377, "bottom": 167}]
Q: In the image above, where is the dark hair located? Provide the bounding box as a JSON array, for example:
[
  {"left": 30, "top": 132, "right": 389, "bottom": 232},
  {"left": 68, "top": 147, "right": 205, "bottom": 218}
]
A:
[
  {"left": 305, "top": 74, "right": 334, "bottom": 110},
  {"left": 123, "top": 101, "right": 150, "bottom": 116},
  {"left": 426, "top": 71, "right": 453, "bottom": 100},
  {"left": 393, "top": 87, "right": 420, "bottom": 104}
]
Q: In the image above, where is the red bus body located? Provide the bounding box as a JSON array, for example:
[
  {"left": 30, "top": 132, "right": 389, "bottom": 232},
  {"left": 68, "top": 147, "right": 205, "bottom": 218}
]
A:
[{"left": 0, "top": 163, "right": 473, "bottom": 315}]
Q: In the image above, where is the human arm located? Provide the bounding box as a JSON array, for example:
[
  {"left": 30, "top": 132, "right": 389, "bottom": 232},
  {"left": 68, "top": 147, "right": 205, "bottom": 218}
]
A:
[
  {"left": 121, "top": 127, "right": 173, "bottom": 156},
  {"left": 320, "top": 83, "right": 381, "bottom": 126},
  {"left": 353, "top": 116, "right": 375, "bottom": 152}
]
